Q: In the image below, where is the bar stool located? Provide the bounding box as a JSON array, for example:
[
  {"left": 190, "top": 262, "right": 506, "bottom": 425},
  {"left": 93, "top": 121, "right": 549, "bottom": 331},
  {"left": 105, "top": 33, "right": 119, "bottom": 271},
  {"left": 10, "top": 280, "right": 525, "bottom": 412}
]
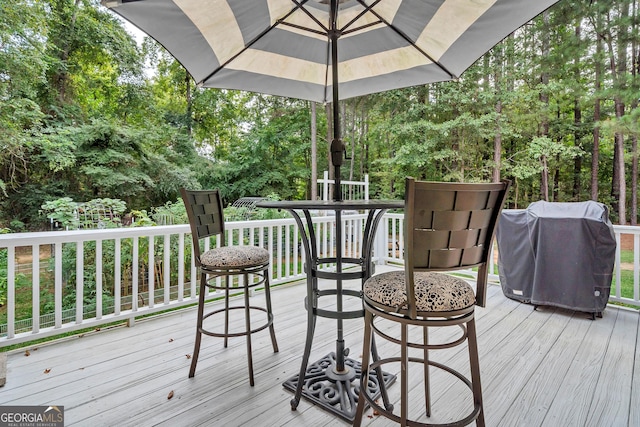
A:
[
  {"left": 181, "top": 188, "right": 279, "bottom": 386},
  {"left": 354, "top": 178, "right": 510, "bottom": 426}
]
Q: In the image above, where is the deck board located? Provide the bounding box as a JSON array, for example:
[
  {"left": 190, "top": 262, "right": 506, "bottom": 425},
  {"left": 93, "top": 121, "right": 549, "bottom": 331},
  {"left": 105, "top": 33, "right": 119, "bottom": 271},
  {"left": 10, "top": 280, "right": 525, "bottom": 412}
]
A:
[
  {"left": 496, "top": 310, "right": 591, "bottom": 427},
  {"left": 1, "top": 265, "right": 639, "bottom": 427},
  {"left": 631, "top": 311, "right": 640, "bottom": 426},
  {"left": 543, "top": 308, "right": 618, "bottom": 427},
  {"left": 586, "top": 308, "right": 637, "bottom": 426}
]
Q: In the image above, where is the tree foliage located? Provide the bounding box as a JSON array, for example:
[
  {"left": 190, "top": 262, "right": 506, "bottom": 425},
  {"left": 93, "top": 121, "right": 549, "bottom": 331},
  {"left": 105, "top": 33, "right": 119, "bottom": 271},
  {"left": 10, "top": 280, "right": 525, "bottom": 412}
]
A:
[{"left": 1, "top": 0, "right": 640, "bottom": 229}]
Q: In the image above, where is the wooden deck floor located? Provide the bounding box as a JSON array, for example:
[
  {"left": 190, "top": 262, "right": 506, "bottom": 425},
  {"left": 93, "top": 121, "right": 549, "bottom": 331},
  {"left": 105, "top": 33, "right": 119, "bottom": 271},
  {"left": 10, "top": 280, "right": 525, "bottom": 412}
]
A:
[{"left": 2, "top": 265, "right": 639, "bottom": 426}]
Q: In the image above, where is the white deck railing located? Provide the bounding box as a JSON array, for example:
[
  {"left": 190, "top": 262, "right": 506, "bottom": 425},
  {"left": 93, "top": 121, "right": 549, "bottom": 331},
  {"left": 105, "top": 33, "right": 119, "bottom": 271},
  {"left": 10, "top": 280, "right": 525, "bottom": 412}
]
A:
[
  {"left": 0, "top": 214, "right": 381, "bottom": 345},
  {"left": 1, "top": 215, "right": 639, "bottom": 346}
]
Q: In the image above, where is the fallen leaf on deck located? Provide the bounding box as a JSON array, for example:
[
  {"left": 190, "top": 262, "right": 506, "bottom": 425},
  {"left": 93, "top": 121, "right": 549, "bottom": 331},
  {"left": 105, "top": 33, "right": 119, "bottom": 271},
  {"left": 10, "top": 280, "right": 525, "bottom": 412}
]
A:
[
  {"left": 44, "top": 368, "right": 51, "bottom": 374},
  {"left": 373, "top": 400, "right": 380, "bottom": 416},
  {"left": 167, "top": 390, "right": 174, "bottom": 400},
  {"left": 186, "top": 354, "right": 191, "bottom": 359},
  {"left": 24, "top": 350, "right": 30, "bottom": 357},
  {"left": 169, "top": 338, "right": 174, "bottom": 342}
]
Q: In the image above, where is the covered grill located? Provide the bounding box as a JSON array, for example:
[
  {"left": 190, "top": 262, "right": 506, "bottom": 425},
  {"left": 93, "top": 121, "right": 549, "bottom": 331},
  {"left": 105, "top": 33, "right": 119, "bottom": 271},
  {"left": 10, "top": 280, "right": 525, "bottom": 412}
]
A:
[{"left": 496, "top": 201, "right": 616, "bottom": 318}]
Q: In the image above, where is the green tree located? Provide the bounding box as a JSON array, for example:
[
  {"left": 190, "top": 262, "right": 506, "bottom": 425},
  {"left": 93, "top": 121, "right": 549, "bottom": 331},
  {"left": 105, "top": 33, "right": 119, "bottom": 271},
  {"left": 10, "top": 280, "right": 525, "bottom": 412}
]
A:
[{"left": 0, "top": 0, "right": 48, "bottom": 196}]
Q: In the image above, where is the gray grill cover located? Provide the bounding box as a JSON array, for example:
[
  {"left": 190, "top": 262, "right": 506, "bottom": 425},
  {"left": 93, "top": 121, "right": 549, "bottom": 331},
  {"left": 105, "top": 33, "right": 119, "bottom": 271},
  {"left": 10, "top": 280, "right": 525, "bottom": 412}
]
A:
[{"left": 496, "top": 201, "right": 615, "bottom": 314}]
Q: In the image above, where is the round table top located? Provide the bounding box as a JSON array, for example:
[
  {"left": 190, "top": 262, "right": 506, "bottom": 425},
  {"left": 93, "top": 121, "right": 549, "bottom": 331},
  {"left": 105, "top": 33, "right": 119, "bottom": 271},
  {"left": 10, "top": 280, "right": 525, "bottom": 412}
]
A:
[{"left": 256, "top": 199, "right": 403, "bottom": 211}]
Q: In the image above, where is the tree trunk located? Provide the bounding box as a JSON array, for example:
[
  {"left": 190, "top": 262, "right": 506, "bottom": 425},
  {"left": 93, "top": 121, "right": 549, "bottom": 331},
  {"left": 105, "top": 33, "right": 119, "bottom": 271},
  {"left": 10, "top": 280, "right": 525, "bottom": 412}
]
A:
[
  {"left": 348, "top": 101, "right": 356, "bottom": 182},
  {"left": 632, "top": 133, "right": 638, "bottom": 225},
  {"left": 553, "top": 153, "right": 560, "bottom": 202},
  {"left": 631, "top": 0, "right": 638, "bottom": 225},
  {"left": 614, "top": 120, "right": 626, "bottom": 224},
  {"left": 493, "top": 101, "right": 502, "bottom": 183},
  {"left": 51, "top": 0, "right": 82, "bottom": 107},
  {"left": 325, "top": 103, "right": 333, "bottom": 200},
  {"left": 614, "top": 1, "right": 629, "bottom": 224},
  {"left": 311, "top": 102, "right": 318, "bottom": 201},
  {"left": 592, "top": 10, "right": 603, "bottom": 201},
  {"left": 539, "top": 10, "right": 550, "bottom": 201},
  {"left": 573, "top": 99, "right": 582, "bottom": 200},
  {"left": 540, "top": 155, "right": 549, "bottom": 201},
  {"left": 573, "top": 24, "right": 582, "bottom": 200},
  {"left": 185, "top": 74, "right": 192, "bottom": 137},
  {"left": 360, "top": 102, "right": 368, "bottom": 178},
  {"left": 599, "top": 1, "right": 629, "bottom": 223},
  {"left": 492, "top": 43, "right": 502, "bottom": 183}
]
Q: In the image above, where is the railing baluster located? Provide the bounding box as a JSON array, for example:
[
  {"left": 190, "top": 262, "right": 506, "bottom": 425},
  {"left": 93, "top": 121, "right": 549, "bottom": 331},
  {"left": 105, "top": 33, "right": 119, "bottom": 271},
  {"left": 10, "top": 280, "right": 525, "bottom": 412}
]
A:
[
  {"left": 163, "top": 234, "right": 170, "bottom": 305},
  {"left": 148, "top": 235, "right": 154, "bottom": 309},
  {"left": 294, "top": 223, "right": 300, "bottom": 276},
  {"left": 615, "top": 233, "right": 622, "bottom": 299},
  {"left": 7, "top": 246, "right": 15, "bottom": 339},
  {"left": 267, "top": 224, "right": 273, "bottom": 284},
  {"left": 277, "top": 224, "right": 283, "bottom": 280},
  {"left": 178, "top": 233, "right": 184, "bottom": 302},
  {"left": 285, "top": 224, "right": 291, "bottom": 278},
  {"left": 132, "top": 236, "right": 139, "bottom": 312},
  {"left": 329, "top": 219, "right": 335, "bottom": 259},
  {"left": 32, "top": 244, "right": 40, "bottom": 334},
  {"left": 76, "top": 242, "right": 83, "bottom": 324},
  {"left": 96, "top": 239, "right": 103, "bottom": 320},
  {"left": 55, "top": 243, "right": 63, "bottom": 329},
  {"left": 635, "top": 233, "right": 639, "bottom": 302},
  {"left": 115, "top": 238, "right": 121, "bottom": 316}
]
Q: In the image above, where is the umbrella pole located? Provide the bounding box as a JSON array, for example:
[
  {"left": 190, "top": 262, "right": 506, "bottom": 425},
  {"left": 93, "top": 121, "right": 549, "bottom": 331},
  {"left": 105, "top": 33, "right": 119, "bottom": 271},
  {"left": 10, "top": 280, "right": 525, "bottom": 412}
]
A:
[
  {"left": 329, "top": 0, "right": 343, "bottom": 203},
  {"left": 329, "top": 0, "right": 347, "bottom": 377}
]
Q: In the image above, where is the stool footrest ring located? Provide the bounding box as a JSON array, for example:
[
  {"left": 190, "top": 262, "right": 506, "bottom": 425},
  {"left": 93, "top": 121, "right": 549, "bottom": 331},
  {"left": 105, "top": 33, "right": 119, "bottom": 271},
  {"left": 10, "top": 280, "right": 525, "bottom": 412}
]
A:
[
  {"left": 200, "top": 306, "right": 275, "bottom": 338},
  {"left": 360, "top": 356, "right": 481, "bottom": 427}
]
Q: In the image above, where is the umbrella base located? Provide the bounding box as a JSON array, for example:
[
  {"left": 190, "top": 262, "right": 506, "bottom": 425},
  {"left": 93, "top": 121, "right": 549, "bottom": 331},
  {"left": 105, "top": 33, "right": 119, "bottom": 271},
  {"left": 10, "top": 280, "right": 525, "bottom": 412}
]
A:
[{"left": 283, "top": 352, "right": 396, "bottom": 422}]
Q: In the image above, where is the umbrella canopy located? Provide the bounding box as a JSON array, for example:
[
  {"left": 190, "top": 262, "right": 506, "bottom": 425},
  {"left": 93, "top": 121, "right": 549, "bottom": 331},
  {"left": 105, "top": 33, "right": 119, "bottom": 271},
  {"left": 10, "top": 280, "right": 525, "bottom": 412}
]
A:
[{"left": 104, "top": 0, "right": 560, "bottom": 200}]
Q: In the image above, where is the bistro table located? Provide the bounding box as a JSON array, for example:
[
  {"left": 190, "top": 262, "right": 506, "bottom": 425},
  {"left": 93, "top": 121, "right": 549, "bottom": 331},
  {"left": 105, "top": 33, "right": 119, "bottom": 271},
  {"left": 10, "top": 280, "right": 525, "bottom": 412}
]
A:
[{"left": 256, "top": 199, "right": 403, "bottom": 421}]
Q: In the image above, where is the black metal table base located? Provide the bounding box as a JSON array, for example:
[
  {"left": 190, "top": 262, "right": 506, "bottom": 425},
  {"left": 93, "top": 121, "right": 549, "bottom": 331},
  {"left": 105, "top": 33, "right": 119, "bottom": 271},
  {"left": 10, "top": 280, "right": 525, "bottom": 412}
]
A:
[{"left": 283, "top": 352, "right": 396, "bottom": 422}]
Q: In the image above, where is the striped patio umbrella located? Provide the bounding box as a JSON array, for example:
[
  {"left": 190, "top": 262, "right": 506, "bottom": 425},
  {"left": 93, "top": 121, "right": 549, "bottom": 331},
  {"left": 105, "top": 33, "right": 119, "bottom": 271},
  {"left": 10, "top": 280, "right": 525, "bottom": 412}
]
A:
[{"left": 103, "top": 0, "right": 560, "bottom": 200}]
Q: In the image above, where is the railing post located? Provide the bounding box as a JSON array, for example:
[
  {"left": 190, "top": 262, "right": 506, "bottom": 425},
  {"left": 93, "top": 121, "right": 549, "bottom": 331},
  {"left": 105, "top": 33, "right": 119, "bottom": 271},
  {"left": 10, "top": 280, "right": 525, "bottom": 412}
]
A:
[
  {"left": 374, "top": 216, "right": 387, "bottom": 265},
  {"left": 364, "top": 174, "right": 369, "bottom": 200},
  {"left": 323, "top": 170, "right": 329, "bottom": 201}
]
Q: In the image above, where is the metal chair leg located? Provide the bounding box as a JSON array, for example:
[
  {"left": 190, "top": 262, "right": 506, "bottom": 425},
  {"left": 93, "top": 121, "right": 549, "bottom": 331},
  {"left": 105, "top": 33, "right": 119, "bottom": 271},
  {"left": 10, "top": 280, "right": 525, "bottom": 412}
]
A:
[
  {"left": 243, "top": 273, "right": 255, "bottom": 386},
  {"left": 224, "top": 277, "right": 230, "bottom": 348},
  {"left": 264, "top": 272, "right": 279, "bottom": 353},
  {"left": 291, "top": 296, "right": 318, "bottom": 410},
  {"left": 370, "top": 333, "right": 393, "bottom": 412},
  {"left": 401, "top": 322, "right": 409, "bottom": 426},
  {"left": 189, "top": 273, "right": 208, "bottom": 378},
  {"left": 423, "top": 325, "right": 431, "bottom": 417},
  {"left": 467, "top": 317, "right": 484, "bottom": 427},
  {"left": 353, "top": 310, "right": 374, "bottom": 426}
]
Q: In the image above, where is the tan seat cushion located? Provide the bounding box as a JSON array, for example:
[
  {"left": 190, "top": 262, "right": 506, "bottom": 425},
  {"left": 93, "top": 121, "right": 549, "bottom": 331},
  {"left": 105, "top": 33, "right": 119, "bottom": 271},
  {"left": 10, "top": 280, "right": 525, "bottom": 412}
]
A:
[
  {"left": 364, "top": 271, "right": 475, "bottom": 312},
  {"left": 200, "top": 246, "right": 270, "bottom": 269}
]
